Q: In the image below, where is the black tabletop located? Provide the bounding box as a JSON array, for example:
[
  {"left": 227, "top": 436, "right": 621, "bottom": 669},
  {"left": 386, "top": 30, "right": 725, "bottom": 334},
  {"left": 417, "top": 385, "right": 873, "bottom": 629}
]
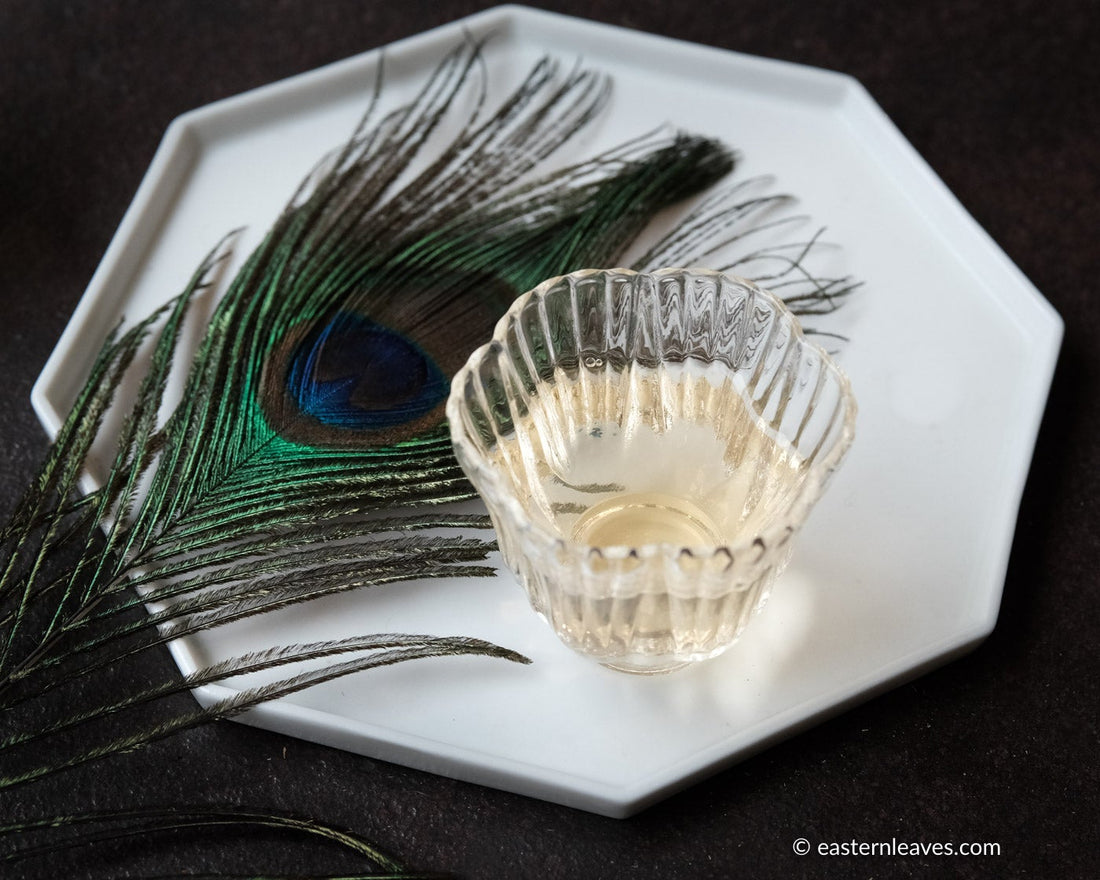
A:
[{"left": 2, "top": 1, "right": 1097, "bottom": 878}]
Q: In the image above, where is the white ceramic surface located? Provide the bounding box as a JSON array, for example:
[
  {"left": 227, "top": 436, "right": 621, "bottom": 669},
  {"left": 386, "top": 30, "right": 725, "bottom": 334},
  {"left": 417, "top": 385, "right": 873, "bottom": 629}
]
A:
[{"left": 31, "top": 5, "right": 1062, "bottom": 817}]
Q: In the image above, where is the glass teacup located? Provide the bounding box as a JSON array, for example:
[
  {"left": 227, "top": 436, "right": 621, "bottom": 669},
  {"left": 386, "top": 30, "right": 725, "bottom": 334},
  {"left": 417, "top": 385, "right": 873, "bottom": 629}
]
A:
[{"left": 447, "top": 268, "right": 856, "bottom": 673}]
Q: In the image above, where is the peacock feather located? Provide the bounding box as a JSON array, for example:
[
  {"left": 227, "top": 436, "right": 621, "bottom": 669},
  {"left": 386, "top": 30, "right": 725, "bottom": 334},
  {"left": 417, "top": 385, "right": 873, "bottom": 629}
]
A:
[{"left": 0, "top": 37, "right": 854, "bottom": 871}]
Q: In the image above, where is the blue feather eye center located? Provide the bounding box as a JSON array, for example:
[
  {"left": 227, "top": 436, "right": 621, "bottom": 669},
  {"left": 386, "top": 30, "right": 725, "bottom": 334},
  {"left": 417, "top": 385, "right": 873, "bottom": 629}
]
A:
[{"left": 287, "top": 313, "right": 448, "bottom": 430}]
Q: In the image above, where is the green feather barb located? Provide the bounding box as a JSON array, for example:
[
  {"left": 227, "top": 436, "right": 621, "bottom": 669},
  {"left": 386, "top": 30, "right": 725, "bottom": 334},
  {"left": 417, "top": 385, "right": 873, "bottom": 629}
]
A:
[{"left": 0, "top": 38, "right": 854, "bottom": 795}]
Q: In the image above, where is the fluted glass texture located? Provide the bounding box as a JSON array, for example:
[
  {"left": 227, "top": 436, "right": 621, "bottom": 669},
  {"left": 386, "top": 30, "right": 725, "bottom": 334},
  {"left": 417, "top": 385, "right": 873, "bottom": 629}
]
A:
[{"left": 447, "top": 269, "right": 856, "bottom": 673}]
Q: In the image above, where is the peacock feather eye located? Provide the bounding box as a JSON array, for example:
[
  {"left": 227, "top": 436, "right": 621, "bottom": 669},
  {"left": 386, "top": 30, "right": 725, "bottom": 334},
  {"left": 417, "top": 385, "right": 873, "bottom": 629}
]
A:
[
  {"left": 259, "top": 269, "right": 515, "bottom": 448},
  {"left": 287, "top": 313, "right": 448, "bottom": 431}
]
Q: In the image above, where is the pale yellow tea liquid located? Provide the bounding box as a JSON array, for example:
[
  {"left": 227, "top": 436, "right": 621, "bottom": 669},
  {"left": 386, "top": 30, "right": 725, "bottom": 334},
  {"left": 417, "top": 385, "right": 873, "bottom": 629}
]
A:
[
  {"left": 493, "top": 360, "right": 806, "bottom": 671},
  {"left": 571, "top": 492, "right": 724, "bottom": 547}
]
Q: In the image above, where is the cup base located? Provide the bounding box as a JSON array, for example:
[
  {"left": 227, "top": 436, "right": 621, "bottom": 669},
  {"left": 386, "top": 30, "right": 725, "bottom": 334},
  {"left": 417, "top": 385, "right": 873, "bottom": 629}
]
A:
[
  {"left": 571, "top": 492, "right": 724, "bottom": 548},
  {"left": 600, "top": 658, "right": 691, "bottom": 675}
]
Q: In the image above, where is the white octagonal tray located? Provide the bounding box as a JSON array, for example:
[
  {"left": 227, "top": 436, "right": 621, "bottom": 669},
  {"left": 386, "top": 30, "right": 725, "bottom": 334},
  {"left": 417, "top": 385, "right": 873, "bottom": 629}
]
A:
[{"left": 32, "top": 5, "right": 1061, "bottom": 817}]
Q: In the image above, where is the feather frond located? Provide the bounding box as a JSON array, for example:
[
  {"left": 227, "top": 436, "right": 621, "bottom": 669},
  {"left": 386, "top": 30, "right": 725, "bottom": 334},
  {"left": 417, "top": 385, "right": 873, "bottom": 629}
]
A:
[
  {"left": 0, "top": 39, "right": 855, "bottom": 858},
  {"left": 2, "top": 806, "right": 435, "bottom": 877}
]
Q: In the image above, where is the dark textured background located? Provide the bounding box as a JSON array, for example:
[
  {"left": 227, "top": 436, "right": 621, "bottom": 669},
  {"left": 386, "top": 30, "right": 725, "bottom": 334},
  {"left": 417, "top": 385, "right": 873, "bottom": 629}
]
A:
[{"left": 1, "top": 1, "right": 1097, "bottom": 877}]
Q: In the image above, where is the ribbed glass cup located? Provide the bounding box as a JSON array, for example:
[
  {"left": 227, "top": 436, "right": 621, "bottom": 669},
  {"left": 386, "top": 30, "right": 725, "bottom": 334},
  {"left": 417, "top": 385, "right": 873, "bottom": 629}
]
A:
[{"left": 447, "top": 268, "right": 856, "bottom": 673}]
